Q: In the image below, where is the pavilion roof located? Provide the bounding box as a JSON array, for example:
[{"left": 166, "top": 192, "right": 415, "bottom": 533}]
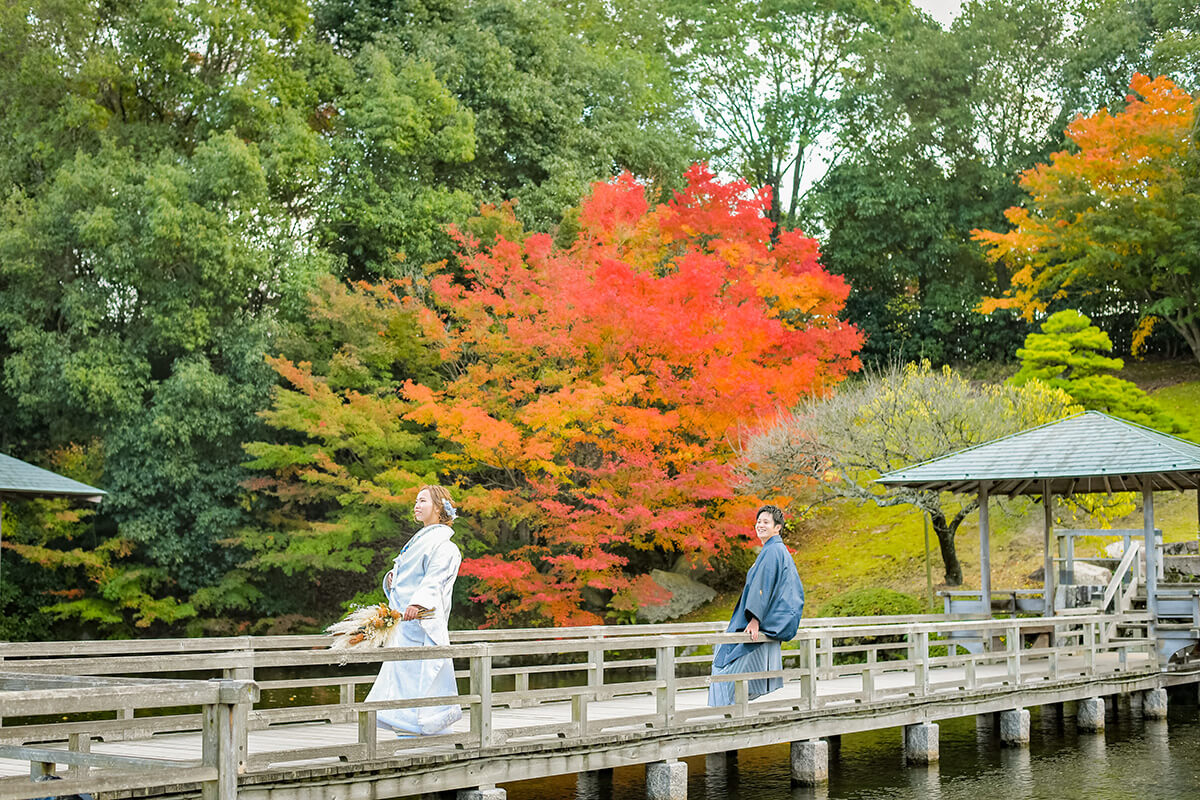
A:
[
  {"left": 876, "top": 411, "right": 1200, "bottom": 495},
  {"left": 0, "top": 453, "right": 106, "bottom": 501}
]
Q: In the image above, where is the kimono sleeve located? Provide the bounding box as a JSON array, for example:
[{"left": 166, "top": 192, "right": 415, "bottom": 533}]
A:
[
  {"left": 741, "top": 547, "right": 784, "bottom": 625},
  {"left": 407, "top": 540, "right": 462, "bottom": 611},
  {"left": 743, "top": 545, "right": 804, "bottom": 642}
]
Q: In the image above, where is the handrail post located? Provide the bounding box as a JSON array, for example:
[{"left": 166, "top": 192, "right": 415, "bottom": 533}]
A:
[
  {"left": 470, "top": 647, "right": 494, "bottom": 748},
  {"left": 571, "top": 693, "right": 589, "bottom": 738},
  {"left": 358, "top": 710, "right": 377, "bottom": 760},
  {"left": 67, "top": 733, "right": 91, "bottom": 778},
  {"left": 203, "top": 679, "right": 258, "bottom": 800},
  {"left": 803, "top": 638, "right": 818, "bottom": 710},
  {"left": 655, "top": 645, "right": 676, "bottom": 727},
  {"left": 223, "top": 653, "right": 254, "bottom": 769},
  {"left": 1007, "top": 624, "right": 1020, "bottom": 685},
  {"left": 588, "top": 635, "right": 604, "bottom": 695},
  {"left": 913, "top": 631, "right": 929, "bottom": 697}
]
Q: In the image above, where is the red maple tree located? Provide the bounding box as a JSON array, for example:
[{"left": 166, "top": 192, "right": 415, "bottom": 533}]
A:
[{"left": 405, "top": 165, "right": 861, "bottom": 624}]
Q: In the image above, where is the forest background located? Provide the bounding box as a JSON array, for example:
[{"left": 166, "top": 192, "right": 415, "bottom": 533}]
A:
[{"left": 1, "top": 0, "right": 1198, "bottom": 639}]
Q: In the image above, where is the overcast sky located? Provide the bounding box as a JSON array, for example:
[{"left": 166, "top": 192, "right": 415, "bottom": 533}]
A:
[{"left": 913, "top": 0, "right": 964, "bottom": 26}]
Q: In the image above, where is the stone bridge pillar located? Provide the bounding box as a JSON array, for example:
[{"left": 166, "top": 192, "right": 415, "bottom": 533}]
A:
[
  {"left": 791, "top": 739, "right": 828, "bottom": 785},
  {"left": 646, "top": 759, "right": 687, "bottom": 800},
  {"left": 1000, "top": 708, "right": 1030, "bottom": 746},
  {"left": 1078, "top": 697, "right": 1105, "bottom": 733},
  {"left": 457, "top": 787, "right": 505, "bottom": 800},
  {"left": 904, "top": 722, "right": 939, "bottom": 764},
  {"left": 1143, "top": 688, "right": 1168, "bottom": 719}
]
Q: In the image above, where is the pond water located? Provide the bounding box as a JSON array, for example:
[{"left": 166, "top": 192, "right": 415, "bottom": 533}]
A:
[{"left": 502, "top": 697, "right": 1200, "bottom": 800}]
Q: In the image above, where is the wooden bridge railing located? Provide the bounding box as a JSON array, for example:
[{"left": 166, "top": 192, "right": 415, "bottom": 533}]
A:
[
  {"left": 0, "top": 673, "right": 254, "bottom": 800},
  {"left": 0, "top": 612, "right": 1156, "bottom": 789}
]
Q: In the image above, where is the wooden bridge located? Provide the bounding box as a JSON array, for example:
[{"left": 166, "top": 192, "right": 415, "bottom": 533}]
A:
[
  {"left": 2, "top": 610, "right": 1197, "bottom": 800},
  {"left": 4, "top": 411, "right": 1199, "bottom": 800}
]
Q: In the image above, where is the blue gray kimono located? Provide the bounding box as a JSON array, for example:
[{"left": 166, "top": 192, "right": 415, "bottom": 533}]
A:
[{"left": 708, "top": 534, "right": 804, "bottom": 706}]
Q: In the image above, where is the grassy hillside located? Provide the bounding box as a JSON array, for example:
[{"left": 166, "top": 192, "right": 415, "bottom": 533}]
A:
[{"left": 683, "top": 360, "right": 1200, "bottom": 622}]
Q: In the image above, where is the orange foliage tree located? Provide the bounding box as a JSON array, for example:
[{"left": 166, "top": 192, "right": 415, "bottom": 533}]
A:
[
  {"left": 974, "top": 74, "right": 1200, "bottom": 364},
  {"left": 248, "top": 165, "right": 860, "bottom": 626}
]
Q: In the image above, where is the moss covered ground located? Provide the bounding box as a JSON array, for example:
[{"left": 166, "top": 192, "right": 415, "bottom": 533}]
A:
[{"left": 681, "top": 360, "right": 1200, "bottom": 623}]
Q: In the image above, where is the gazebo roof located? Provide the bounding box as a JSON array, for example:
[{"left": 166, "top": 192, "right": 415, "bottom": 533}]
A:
[
  {"left": 876, "top": 411, "right": 1200, "bottom": 496},
  {"left": 0, "top": 453, "right": 106, "bottom": 501}
]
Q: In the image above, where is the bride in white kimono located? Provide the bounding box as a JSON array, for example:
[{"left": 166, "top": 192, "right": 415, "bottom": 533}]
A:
[{"left": 366, "top": 484, "right": 464, "bottom": 736}]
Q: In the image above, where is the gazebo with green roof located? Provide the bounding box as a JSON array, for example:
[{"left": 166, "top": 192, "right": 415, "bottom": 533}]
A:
[
  {"left": 0, "top": 452, "right": 106, "bottom": 590},
  {"left": 877, "top": 411, "right": 1200, "bottom": 629}
]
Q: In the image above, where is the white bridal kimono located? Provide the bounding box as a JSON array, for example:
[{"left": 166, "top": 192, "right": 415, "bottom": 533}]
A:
[{"left": 365, "top": 523, "right": 464, "bottom": 735}]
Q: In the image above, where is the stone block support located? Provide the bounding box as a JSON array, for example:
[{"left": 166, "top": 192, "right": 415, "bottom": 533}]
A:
[
  {"left": 646, "top": 759, "right": 687, "bottom": 800},
  {"left": 1143, "top": 688, "right": 1168, "bottom": 720},
  {"left": 790, "top": 739, "right": 829, "bottom": 785},
  {"left": 457, "top": 787, "right": 506, "bottom": 800},
  {"left": 904, "top": 722, "right": 939, "bottom": 764},
  {"left": 1078, "top": 697, "right": 1105, "bottom": 733},
  {"left": 999, "top": 708, "right": 1030, "bottom": 746}
]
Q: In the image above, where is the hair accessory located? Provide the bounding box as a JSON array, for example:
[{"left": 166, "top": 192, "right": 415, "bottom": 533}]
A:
[{"left": 442, "top": 498, "right": 458, "bottom": 521}]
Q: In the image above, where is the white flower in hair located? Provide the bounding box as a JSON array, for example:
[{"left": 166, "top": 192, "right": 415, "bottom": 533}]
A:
[{"left": 442, "top": 498, "right": 458, "bottom": 521}]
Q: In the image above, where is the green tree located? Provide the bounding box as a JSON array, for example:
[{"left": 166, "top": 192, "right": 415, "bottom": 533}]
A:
[
  {"left": 672, "top": 0, "right": 903, "bottom": 230},
  {"left": 814, "top": 0, "right": 1074, "bottom": 364},
  {"left": 976, "top": 75, "right": 1200, "bottom": 365},
  {"left": 313, "top": 0, "right": 698, "bottom": 235},
  {"left": 815, "top": 0, "right": 1199, "bottom": 366},
  {"left": 1011, "top": 310, "right": 1182, "bottom": 432},
  {"left": 231, "top": 277, "right": 446, "bottom": 630},
  {"left": 742, "top": 362, "right": 1078, "bottom": 585},
  {"left": 311, "top": 43, "right": 477, "bottom": 280},
  {"left": 0, "top": 0, "right": 330, "bottom": 634}
]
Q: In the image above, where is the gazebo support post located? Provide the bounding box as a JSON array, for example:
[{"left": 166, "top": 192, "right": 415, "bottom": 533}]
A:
[
  {"left": 1042, "top": 481, "right": 1055, "bottom": 617},
  {"left": 1144, "top": 477, "right": 1157, "bottom": 624},
  {"left": 979, "top": 482, "right": 991, "bottom": 617}
]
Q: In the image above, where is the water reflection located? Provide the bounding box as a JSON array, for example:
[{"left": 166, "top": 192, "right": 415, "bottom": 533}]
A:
[
  {"left": 574, "top": 768, "right": 612, "bottom": 800},
  {"left": 705, "top": 752, "right": 735, "bottom": 798},
  {"left": 790, "top": 783, "right": 828, "bottom": 800},
  {"left": 997, "top": 745, "right": 1031, "bottom": 798},
  {"left": 905, "top": 761, "right": 939, "bottom": 800},
  {"left": 502, "top": 704, "right": 1200, "bottom": 800}
]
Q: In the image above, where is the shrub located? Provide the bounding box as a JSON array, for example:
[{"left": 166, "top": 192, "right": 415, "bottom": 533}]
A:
[{"left": 817, "top": 587, "right": 925, "bottom": 618}]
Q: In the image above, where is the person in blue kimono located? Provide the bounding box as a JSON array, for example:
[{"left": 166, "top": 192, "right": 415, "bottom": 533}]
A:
[
  {"left": 366, "top": 484, "right": 464, "bottom": 735},
  {"left": 708, "top": 504, "right": 804, "bottom": 706}
]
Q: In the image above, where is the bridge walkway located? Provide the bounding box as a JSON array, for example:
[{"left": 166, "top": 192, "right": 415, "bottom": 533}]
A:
[{"left": 0, "top": 613, "right": 1184, "bottom": 800}]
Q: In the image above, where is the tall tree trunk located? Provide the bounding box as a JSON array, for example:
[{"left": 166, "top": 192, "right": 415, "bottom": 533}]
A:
[
  {"left": 1166, "top": 314, "right": 1200, "bottom": 366},
  {"left": 930, "top": 509, "right": 963, "bottom": 585}
]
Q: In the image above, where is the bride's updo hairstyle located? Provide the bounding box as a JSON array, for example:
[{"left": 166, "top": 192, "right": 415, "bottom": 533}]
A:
[{"left": 419, "top": 484, "right": 457, "bottom": 524}]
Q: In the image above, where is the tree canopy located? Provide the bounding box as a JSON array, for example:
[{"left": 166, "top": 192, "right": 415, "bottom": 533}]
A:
[
  {"left": 1, "top": 0, "right": 1196, "bottom": 638},
  {"left": 741, "top": 361, "right": 1078, "bottom": 585},
  {"left": 246, "top": 167, "right": 861, "bottom": 627},
  {"left": 976, "top": 74, "right": 1200, "bottom": 365},
  {"left": 1010, "top": 309, "right": 1182, "bottom": 432}
]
